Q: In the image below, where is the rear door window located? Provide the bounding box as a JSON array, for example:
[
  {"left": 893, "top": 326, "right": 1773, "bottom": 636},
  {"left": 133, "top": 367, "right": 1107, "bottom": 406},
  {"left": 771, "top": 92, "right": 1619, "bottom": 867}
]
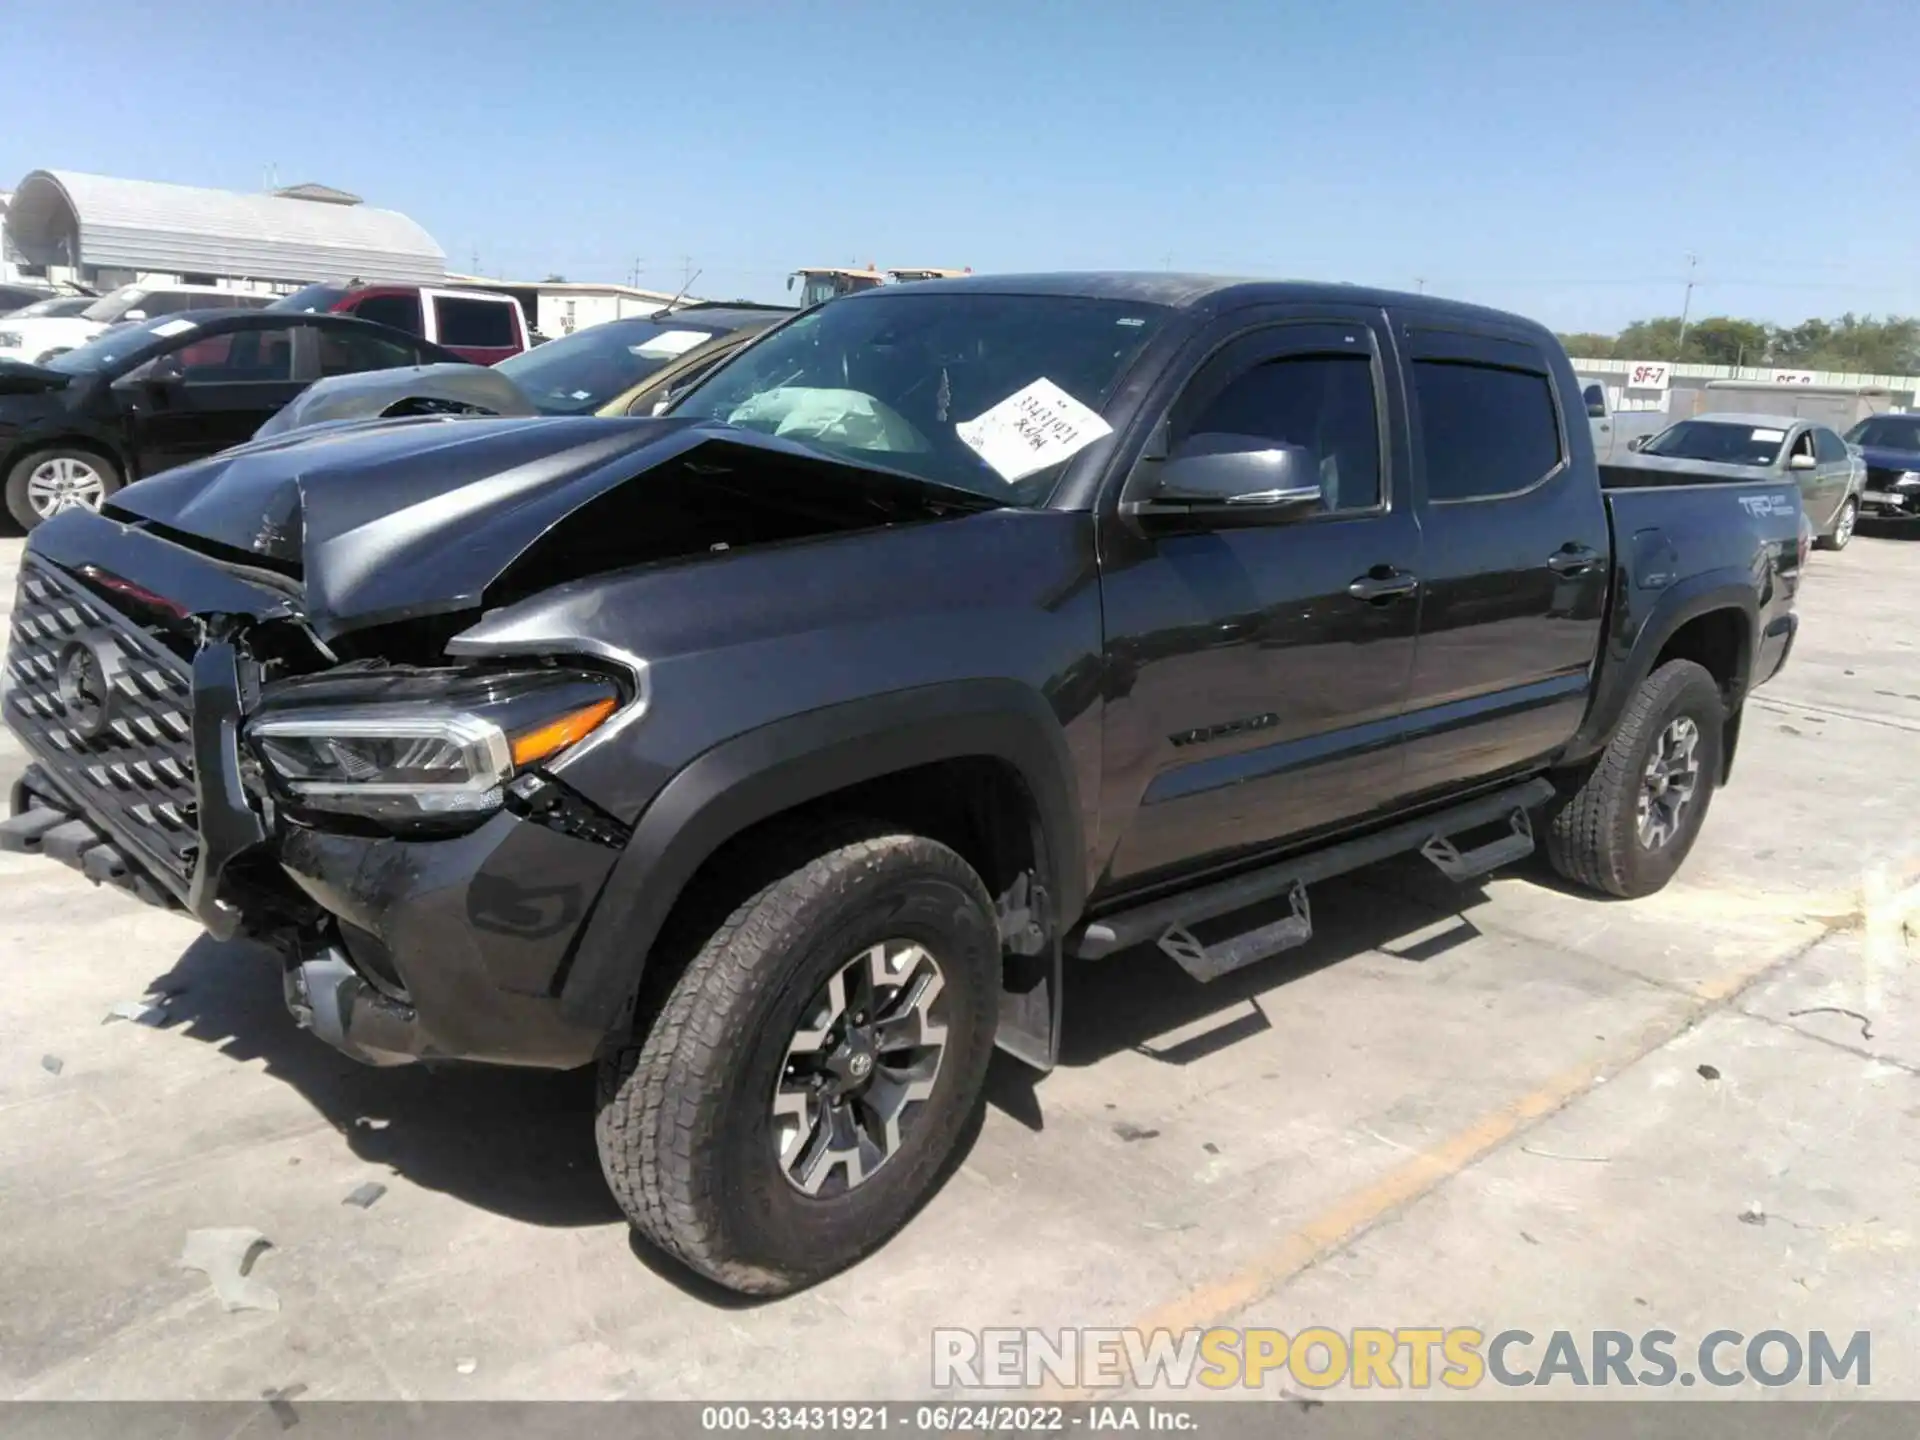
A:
[
  {"left": 1411, "top": 358, "right": 1564, "bottom": 501},
  {"left": 432, "top": 296, "right": 517, "bottom": 349},
  {"left": 352, "top": 293, "right": 425, "bottom": 336}
]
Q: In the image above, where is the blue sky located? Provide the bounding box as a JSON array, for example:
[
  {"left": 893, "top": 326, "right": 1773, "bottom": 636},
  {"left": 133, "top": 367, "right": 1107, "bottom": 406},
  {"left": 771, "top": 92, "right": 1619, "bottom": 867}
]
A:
[{"left": 7, "top": 0, "right": 1915, "bottom": 332}]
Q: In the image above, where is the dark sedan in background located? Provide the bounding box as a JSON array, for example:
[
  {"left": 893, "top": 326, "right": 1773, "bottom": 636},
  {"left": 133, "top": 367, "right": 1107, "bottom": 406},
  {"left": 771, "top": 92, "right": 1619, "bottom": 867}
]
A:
[
  {"left": 254, "top": 302, "right": 793, "bottom": 440},
  {"left": 1846, "top": 412, "right": 1920, "bottom": 520},
  {"left": 1, "top": 309, "right": 460, "bottom": 529}
]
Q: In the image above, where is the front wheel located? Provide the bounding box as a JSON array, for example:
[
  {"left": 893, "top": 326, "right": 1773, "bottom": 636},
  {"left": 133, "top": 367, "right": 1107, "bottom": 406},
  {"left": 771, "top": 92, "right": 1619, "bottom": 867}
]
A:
[
  {"left": 596, "top": 828, "right": 1000, "bottom": 1295},
  {"left": 1816, "top": 497, "right": 1857, "bottom": 551},
  {"left": 5, "top": 447, "right": 122, "bottom": 531},
  {"left": 1546, "top": 659, "right": 1725, "bottom": 899}
]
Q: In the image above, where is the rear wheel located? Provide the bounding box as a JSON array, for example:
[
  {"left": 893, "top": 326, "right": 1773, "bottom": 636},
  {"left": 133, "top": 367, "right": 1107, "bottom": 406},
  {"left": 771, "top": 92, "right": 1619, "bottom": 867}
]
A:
[
  {"left": 5, "top": 447, "right": 121, "bottom": 531},
  {"left": 595, "top": 828, "right": 1000, "bottom": 1295},
  {"left": 1546, "top": 659, "right": 1725, "bottom": 898},
  {"left": 1816, "top": 497, "right": 1857, "bottom": 551}
]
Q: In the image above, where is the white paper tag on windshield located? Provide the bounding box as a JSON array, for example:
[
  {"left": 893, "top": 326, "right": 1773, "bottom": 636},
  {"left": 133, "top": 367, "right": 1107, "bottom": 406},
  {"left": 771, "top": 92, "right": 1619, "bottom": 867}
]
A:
[
  {"left": 955, "top": 378, "right": 1112, "bottom": 483},
  {"left": 1751, "top": 427, "right": 1786, "bottom": 442},
  {"left": 151, "top": 318, "right": 198, "bottom": 337},
  {"left": 631, "top": 329, "right": 711, "bottom": 358}
]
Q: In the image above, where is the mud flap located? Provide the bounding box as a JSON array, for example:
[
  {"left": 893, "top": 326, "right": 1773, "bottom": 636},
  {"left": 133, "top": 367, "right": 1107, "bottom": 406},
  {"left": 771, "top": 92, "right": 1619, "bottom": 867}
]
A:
[{"left": 994, "top": 871, "right": 1059, "bottom": 1071}]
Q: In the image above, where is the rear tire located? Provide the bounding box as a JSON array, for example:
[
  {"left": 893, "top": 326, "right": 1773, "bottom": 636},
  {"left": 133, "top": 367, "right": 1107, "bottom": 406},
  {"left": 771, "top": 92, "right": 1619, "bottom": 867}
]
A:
[
  {"left": 595, "top": 828, "right": 1000, "bottom": 1296},
  {"left": 1815, "top": 497, "right": 1857, "bottom": 551},
  {"left": 5, "top": 446, "right": 121, "bottom": 531},
  {"left": 1546, "top": 659, "right": 1724, "bottom": 899}
]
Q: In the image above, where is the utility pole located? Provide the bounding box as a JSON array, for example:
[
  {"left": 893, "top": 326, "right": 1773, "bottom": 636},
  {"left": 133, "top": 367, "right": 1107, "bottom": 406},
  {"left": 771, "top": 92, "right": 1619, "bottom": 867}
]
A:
[
  {"left": 629, "top": 257, "right": 645, "bottom": 288},
  {"left": 1415, "top": 276, "right": 1426, "bottom": 294},
  {"left": 680, "top": 255, "right": 694, "bottom": 291},
  {"left": 1160, "top": 252, "right": 1173, "bottom": 271},
  {"left": 1674, "top": 252, "right": 1698, "bottom": 360}
]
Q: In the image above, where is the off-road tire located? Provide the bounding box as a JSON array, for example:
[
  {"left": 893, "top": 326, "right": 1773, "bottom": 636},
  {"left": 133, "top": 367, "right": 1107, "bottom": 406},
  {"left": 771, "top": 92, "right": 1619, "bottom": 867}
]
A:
[
  {"left": 595, "top": 828, "right": 1000, "bottom": 1296},
  {"left": 1546, "top": 659, "right": 1724, "bottom": 899},
  {"left": 5, "top": 445, "right": 122, "bottom": 532}
]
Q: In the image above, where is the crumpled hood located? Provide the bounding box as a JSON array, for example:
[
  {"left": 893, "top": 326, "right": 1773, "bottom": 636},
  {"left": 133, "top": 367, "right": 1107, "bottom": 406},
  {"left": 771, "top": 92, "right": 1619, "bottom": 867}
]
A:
[
  {"left": 105, "top": 414, "right": 997, "bottom": 640},
  {"left": 252, "top": 362, "right": 539, "bottom": 441},
  {"left": 1856, "top": 444, "right": 1920, "bottom": 473}
]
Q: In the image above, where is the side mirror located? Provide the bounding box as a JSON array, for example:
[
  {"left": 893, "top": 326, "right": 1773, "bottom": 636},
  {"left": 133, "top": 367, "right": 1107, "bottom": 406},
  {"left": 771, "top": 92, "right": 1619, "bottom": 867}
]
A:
[
  {"left": 1789, "top": 451, "right": 1816, "bottom": 471},
  {"left": 1123, "top": 434, "right": 1324, "bottom": 529},
  {"left": 118, "top": 353, "right": 183, "bottom": 400},
  {"left": 1626, "top": 435, "right": 1649, "bottom": 452},
  {"left": 1583, "top": 386, "right": 1607, "bottom": 419}
]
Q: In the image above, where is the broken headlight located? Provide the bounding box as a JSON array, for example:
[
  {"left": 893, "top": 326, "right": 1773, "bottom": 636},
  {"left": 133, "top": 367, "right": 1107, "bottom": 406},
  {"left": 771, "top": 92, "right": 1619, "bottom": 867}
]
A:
[{"left": 247, "top": 669, "right": 621, "bottom": 826}]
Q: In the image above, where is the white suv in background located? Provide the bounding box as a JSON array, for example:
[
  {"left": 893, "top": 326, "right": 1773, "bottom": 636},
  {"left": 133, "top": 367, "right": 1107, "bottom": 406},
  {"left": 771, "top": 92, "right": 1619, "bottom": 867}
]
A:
[{"left": 0, "top": 283, "right": 274, "bottom": 365}]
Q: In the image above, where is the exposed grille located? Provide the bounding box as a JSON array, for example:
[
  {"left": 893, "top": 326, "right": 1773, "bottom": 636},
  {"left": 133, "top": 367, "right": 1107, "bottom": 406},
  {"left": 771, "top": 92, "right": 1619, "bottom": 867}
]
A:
[
  {"left": 4, "top": 558, "right": 198, "bottom": 881},
  {"left": 1866, "top": 466, "right": 1908, "bottom": 489}
]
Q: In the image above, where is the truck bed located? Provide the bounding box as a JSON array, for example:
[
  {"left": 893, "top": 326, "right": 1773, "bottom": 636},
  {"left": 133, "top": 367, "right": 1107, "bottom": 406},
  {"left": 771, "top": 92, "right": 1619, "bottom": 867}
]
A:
[{"left": 1600, "top": 458, "right": 1788, "bottom": 491}]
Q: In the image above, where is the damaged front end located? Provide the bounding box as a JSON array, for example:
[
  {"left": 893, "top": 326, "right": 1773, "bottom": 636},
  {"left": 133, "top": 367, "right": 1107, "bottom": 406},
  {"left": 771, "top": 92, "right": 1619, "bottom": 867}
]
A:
[
  {"left": 3, "top": 523, "right": 640, "bottom": 1067},
  {"left": 3, "top": 416, "right": 987, "bottom": 1067}
]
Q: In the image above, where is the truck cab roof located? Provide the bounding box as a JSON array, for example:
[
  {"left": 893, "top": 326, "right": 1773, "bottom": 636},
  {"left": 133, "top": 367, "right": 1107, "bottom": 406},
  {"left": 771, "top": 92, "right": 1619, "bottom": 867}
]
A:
[{"left": 845, "top": 270, "right": 1547, "bottom": 332}]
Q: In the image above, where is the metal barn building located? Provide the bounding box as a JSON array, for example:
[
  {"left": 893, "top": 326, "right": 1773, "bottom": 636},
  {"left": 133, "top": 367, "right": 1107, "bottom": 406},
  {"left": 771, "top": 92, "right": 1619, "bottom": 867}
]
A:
[{"left": 2, "top": 169, "right": 445, "bottom": 292}]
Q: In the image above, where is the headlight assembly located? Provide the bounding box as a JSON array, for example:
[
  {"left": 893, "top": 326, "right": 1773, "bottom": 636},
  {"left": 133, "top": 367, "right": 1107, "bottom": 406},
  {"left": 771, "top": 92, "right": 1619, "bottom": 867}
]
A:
[
  {"left": 247, "top": 669, "right": 621, "bottom": 827},
  {"left": 1897, "top": 471, "right": 1920, "bottom": 488}
]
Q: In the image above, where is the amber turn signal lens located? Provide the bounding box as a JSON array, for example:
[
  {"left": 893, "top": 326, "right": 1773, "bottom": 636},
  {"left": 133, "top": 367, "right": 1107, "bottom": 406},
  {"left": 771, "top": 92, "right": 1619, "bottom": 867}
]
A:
[{"left": 510, "top": 697, "right": 618, "bottom": 767}]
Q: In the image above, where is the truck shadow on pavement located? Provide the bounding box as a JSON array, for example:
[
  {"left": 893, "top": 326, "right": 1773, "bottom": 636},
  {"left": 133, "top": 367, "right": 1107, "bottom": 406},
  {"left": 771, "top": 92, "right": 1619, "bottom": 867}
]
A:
[
  {"left": 988, "top": 866, "right": 1498, "bottom": 1127},
  {"left": 144, "top": 935, "right": 623, "bottom": 1229},
  {"left": 140, "top": 859, "right": 1500, "bottom": 1300}
]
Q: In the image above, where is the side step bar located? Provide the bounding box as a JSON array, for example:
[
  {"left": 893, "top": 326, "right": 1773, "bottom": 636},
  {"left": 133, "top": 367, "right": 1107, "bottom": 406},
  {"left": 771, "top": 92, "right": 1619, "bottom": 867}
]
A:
[{"left": 1070, "top": 777, "right": 1555, "bottom": 978}]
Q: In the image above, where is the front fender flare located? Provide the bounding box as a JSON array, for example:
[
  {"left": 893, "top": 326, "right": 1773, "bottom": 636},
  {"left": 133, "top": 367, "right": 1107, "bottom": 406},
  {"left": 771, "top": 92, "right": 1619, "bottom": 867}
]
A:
[{"left": 556, "top": 679, "right": 1086, "bottom": 1037}]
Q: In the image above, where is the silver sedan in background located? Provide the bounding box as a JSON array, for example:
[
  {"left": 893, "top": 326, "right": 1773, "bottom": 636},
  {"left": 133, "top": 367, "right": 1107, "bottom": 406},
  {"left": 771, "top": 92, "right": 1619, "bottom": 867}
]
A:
[{"left": 1626, "top": 412, "right": 1864, "bottom": 550}]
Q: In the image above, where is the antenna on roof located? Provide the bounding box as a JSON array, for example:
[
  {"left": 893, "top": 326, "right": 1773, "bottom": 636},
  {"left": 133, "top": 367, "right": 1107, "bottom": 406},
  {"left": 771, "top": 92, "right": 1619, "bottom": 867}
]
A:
[{"left": 659, "top": 268, "right": 703, "bottom": 314}]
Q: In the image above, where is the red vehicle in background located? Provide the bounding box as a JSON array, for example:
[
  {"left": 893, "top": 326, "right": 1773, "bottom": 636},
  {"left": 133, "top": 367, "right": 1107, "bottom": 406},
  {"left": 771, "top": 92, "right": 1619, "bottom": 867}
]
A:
[{"left": 268, "top": 282, "right": 530, "bottom": 364}]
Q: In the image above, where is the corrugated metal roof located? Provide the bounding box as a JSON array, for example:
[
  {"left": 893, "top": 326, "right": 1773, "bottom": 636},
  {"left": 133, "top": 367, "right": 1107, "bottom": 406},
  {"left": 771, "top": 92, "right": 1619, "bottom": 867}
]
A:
[{"left": 4, "top": 169, "right": 445, "bottom": 285}]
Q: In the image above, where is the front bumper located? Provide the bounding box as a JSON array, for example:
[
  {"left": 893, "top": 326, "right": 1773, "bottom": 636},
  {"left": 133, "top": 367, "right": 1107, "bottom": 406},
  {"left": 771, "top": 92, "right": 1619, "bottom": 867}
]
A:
[
  {"left": 4, "top": 758, "right": 618, "bottom": 1069},
  {"left": 3, "top": 540, "right": 619, "bottom": 1071},
  {"left": 1861, "top": 487, "right": 1920, "bottom": 515}
]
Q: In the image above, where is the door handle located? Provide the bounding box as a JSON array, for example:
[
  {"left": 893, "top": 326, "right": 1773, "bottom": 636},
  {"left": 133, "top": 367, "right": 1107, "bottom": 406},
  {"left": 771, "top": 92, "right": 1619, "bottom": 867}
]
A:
[
  {"left": 1547, "top": 545, "right": 1601, "bottom": 574},
  {"left": 1347, "top": 570, "right": 1419, "bottom": 602}
]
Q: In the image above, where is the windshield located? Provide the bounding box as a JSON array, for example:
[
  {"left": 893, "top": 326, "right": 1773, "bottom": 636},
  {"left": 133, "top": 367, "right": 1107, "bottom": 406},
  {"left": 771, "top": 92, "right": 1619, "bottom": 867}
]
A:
[
  {"left": 1845, "top": 414, "right": 1920, "bottom": 451},
  {"left": 41, "top": 314, "right": 195, "bottom": 375},
  {"left": 8, "top": 296, "right": 93, "bottom": 320},
  {"left": 268, "top": 283, "right": 352, "bottom": 314},
  {"left": 495, "top": 317, "right": 729, "bottom": 414},
  {"left": 1641, "top": 420, "right": 1789, "bottom": 466},
  {"left": 668, "top": 292, "right": 1168, "bottom": 504},
  {"left": 79, "top": 288, "right": 150, "bottom": 323}
]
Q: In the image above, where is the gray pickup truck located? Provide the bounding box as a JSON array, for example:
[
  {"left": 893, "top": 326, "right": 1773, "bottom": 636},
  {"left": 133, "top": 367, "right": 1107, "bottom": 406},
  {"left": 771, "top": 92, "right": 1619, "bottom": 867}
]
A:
[{"left": 4, "top": 274, "right": 1803, "bottom": 1295}]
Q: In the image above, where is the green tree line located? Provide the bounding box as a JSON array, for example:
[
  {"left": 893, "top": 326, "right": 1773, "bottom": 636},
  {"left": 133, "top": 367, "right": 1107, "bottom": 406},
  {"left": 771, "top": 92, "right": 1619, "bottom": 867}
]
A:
[{"left": 1557, "top": 313, "right": 1920, "bottom": 375}]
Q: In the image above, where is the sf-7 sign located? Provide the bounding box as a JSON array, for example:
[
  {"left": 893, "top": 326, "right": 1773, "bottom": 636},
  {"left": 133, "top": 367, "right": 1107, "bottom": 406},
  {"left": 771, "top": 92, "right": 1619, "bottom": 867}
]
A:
[{"left": 1623, "top": 361, "right": 1671, "bottom": 391}]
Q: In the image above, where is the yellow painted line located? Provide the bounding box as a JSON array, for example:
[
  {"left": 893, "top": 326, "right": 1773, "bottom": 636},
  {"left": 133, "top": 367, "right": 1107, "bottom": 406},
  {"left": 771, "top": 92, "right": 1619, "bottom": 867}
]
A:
[{"left": 1039, "top": 908, "right": 1843, "bottom": 1402}]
